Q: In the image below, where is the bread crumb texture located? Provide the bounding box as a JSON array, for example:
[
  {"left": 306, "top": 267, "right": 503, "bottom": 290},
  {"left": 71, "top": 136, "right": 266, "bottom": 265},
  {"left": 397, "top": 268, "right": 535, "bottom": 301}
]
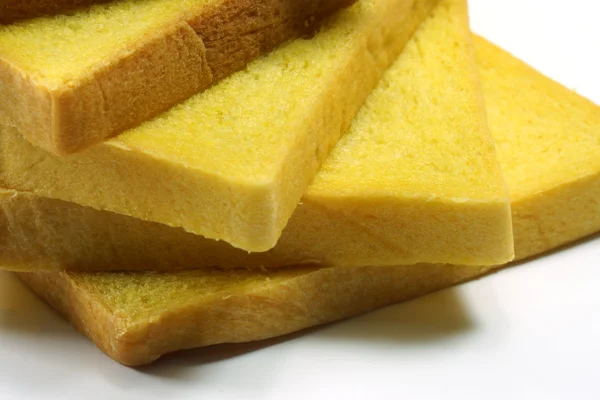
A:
[
  {"left": 0, "top": 0, "right": 215, "bottom": 87},
  {"left": 312, "top": 0, "right": 504, "bottom": 202},
  {"left": 474, "top": 37, "right": 600, "bottom": 259}
]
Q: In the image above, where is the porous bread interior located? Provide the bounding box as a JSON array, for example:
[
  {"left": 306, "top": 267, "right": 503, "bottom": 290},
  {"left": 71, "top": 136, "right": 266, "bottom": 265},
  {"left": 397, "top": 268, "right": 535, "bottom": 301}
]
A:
[
  {"left": 474, "top": 36, "right": 600, "bottom": 259},
  {"left": 476, "top": 38, "right": 600, "bottom": 203},
  {"left": 18, "top": 263, "right": 488, "bottom": 366},
  {"left": 0, "top": 0, "right": 216, "bottom": 88},
  {"left": 312, "top": 0, "right": 504, "bottom": 202},
  {"left": 63, "top": 268, "right": 305, "bottom": 324}
]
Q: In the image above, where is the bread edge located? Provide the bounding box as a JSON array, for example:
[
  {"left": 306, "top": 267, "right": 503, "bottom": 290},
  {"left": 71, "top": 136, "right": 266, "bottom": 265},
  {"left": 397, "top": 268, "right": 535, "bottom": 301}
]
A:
[{"left": 0, "top": 0, "right": 110, "bottom": 23}]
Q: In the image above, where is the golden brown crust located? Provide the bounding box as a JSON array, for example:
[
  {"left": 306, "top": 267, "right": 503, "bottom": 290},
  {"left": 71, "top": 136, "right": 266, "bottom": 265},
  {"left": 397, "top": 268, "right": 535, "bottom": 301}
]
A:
[
  {"left": 0, "top": 0, "right": 357, "bottom": 154},
  {"left": 0, "top": 0, "right": 109, "bottom": 23},
  {"left": 0, "top": 22, "right": 210, "bottom": 154},
  {"left": 511, "top": 172, "right": 600, "bottom": 261},
  {"left": 192, "top": 0, "right": 356, "bottom": 81},
  {"left": 0, "top": 57, "right": 53, "bottom": 146},
  {"left": 17, "top": 264, "right": 489, "bottom": 366},
  {"left": 52, "top": 22, "right": 212, "bottom": 154}
]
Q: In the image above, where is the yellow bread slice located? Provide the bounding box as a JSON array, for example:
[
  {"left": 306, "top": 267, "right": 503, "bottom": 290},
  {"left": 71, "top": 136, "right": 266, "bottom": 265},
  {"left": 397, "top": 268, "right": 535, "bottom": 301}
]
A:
[
  {"left": 0, "top": 0, "right": 439, "bottom": 252},
  {"left": 0, "top": 0, "right": 109, "bottom": 23},
  {"left": 15, "top": 34, "right": 600, "bottom": 366},
  {"left": 0, "top": 0, "right": 355, "bottom": 154},
  {"left": 0, "top": 0, "right": 513, "bottom": 269},
  {"left": 18, "top": 264, "right": 489, "bottom": 367},
  {"left": 475, "top": 37, "right": 600, "bottom": 260}
]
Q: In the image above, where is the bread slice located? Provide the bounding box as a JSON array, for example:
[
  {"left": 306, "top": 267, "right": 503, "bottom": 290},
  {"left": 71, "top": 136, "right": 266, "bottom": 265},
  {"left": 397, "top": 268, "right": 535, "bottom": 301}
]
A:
[
  {"left": 0, "top": 0, "right": 109, "bottom": 23},
  {"left": 15, "top": 21, "right": 600, "bottom": 367},
  {"left": 0, "top": 0, "right": 356, "bottom": 154},
  {"left": 18, "top": 264, "right": 490, "bottom": 367},
  {"left": 475, "top": 37, "right": 600, "bottom": 260},
  {"left": 0, "top": 0, "right": 441, "bottom": 252},
  {"left": 0, "top": 0, "right": 513, "bottom": 271}
]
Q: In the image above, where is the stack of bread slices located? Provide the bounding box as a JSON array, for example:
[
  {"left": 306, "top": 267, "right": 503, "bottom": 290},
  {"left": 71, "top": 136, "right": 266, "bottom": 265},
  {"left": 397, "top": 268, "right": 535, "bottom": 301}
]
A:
[{"left": 1, "top": 0, "right": 599, "bottom": 366}]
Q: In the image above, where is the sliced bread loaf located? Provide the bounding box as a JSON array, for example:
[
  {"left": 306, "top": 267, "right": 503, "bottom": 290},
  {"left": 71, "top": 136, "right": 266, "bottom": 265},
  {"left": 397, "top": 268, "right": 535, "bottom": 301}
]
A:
[
  {"left": 475, "top": 36, "right": 600, "bottom": 260},
  {"left": 0, "top": 0, "right": 513, "bottom": 270},
  {"left": 0, "top": 0, "right": 439, "bottom": 252},
  {"left": 15, "top": 30, "right": 600, "bottom": 366}
]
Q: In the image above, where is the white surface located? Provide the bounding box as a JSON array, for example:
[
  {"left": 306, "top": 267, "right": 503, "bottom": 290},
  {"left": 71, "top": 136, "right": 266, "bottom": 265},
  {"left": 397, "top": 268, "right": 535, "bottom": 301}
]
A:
[{"left": 1, "top": 0, "right": 600, "bottom": 399}]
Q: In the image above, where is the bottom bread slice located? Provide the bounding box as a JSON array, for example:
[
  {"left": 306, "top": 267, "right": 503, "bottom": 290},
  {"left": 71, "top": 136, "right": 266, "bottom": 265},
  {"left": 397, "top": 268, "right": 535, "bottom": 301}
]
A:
[
  {"left": 15, "top": 31, "right": 600, "bottom": 366},
  {"left": 18, "top": 264, "right": 488, "bottom": 367}
]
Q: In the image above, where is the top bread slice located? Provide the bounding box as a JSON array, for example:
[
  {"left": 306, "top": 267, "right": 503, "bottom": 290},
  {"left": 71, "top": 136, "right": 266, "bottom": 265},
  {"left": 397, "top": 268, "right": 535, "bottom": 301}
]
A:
[
  {"left": 16, "top": 30, "right": 600, "bottom": 366},
  {"left": 0, "top": 0, "right": 441, "bottom": 252},
  {"left": 0, "top": 0, "right": 109, "bottom": 23},
  {"left": 0, "top": 0, "right": 355, "bottom": 154},
  {"left": 0, "top": 0, "right": 514, "bottom": 269}
]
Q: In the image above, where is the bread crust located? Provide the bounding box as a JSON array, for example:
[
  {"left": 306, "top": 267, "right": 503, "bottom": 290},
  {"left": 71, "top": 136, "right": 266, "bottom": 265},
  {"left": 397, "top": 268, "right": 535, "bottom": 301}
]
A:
[
  {"left": 17, "top": 264, "right": 490, "bottom": 366},
  {"left": 0, "top": 0, "right": 356, "bottom": 154},
  {"left": 0, "top": 0, "right": 109, "bottom": 23}
]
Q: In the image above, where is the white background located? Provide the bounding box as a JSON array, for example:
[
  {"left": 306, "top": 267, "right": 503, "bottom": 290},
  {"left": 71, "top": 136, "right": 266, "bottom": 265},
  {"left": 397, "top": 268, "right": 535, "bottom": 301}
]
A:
[{"left": 1, "top": 0, "right": 599, "bottom": 399}]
